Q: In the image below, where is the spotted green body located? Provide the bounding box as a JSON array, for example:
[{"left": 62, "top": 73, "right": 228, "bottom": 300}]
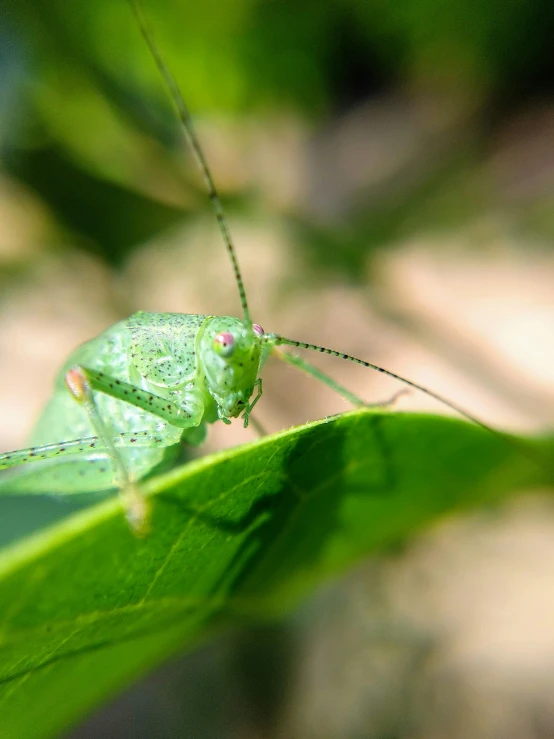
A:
[{"left": 1, "top": 313, "right": 265, "bottom": 496}]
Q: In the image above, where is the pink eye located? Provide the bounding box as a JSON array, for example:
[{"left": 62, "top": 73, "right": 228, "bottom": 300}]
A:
[
  {"left": 213, "top": 331, "right": 235, "bottom": 357},
  {"left": 252, "top": 323, "right": 264, "bottom": 337}
]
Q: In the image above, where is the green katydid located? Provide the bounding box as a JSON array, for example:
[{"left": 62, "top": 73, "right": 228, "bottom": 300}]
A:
[{"left": 0, "top": 0, "right": 518, "bottom": 533}]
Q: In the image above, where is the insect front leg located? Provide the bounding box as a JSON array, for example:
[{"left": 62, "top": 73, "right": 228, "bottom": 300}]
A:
[
  {"left": 0, "top": 437, "right": 104, "bottom": 471},
  {"left": 65, "top": 369, "right": 147, "bottom": 533},
  {"left": 241, "top": 378, "right": 262, "bottom": 428},
  {"left": 80, "top": 368, "right": 205, "bottom": 428},
  {"left": 65, "top": 367, "right": 206, "bottom": 534},
  {"left": 0, "top": 431, "right": 176, "bottom": 495}
]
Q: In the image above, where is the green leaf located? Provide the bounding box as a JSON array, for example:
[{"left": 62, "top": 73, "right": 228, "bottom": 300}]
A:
[{"left": 0, "top": 409, "right": 550, "bottom": 739}]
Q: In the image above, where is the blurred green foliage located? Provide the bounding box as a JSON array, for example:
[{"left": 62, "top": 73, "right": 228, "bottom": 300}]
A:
[
  {"left": 1, "top": 0, "right": 553, "bottom": 272},
  {"left": 352, "top": 0, "right": 553, "bottom": 96}
]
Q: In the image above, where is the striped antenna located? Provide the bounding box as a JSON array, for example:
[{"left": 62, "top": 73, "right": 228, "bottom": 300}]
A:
[
  {"left": 127, "top": 0, "right": 252, "bottom": 325},
  {"left": 271, "top": 333, "right": 554, "bottom": 473},
  {"left": 270, "top": 334, "right": 505, "bottom": 438}
]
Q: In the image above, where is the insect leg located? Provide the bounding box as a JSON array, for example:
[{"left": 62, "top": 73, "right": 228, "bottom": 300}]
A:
[
  {"left": 80, "top": 367, "right": 204, "bottom": 428},
  {"left": 272, "top": 348, "right": 407, "bottom": 409},
  {"left": 0, "top": 430, "right": 175, "bottom": 503},
  {"left": 64, "top": 365, "right": 207, "bottom": 531},
  {"left": 0, "top": 430, "right": 176, "bottom": 474},
  {"left": 241, "top": 378, "right": 262, "bottom": 428},
  {"left": 65, "top": 369, "right": 150, "bottom": 533},
  {"left": 0, "top": 437, "right": 102, "bottom": 471}
]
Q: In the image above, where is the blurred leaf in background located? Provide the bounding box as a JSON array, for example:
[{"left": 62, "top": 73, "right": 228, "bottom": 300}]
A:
[{"left": 2, "top": 0, "right": 553, "bottom": 271}]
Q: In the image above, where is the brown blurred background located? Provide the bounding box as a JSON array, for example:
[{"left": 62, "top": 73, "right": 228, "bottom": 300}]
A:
[{"left": 1, "top": 0, "right": 554, "bottom": 735}]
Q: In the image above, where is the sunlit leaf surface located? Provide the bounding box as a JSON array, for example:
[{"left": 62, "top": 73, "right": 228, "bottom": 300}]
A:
[{"left": 0, "top": 409, "right": 550, "bottom": 739}]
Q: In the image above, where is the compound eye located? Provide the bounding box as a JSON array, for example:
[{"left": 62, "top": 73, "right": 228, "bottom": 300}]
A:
[
  {"left": 213, "top": 331, "right": 235, "bottom": 358},
  {"left": 252, "top": 323, "right": 264, "bottom": 337}
]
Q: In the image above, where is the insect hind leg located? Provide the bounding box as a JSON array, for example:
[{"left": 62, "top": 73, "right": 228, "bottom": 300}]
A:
[{"left": 0, "top": 437, "right": 102, "bottom": 471}]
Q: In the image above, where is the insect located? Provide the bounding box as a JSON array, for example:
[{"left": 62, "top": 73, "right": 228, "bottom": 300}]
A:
[{"left": 0, "top": 0, "right": 514, "bottom": 533}]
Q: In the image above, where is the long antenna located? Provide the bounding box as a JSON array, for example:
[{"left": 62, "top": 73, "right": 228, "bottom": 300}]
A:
[
  {"left": 268, "top": 334, "right": 511, "bottom": 439},
  {"left": 267, "top": 334, "right": 551, "bottom": 477},
  {"left": 127, "top": 0, "right": 252, "bottom": 325}
]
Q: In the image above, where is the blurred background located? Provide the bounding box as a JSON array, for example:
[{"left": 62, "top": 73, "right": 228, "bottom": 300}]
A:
[{"left": 1, "top": 0, "right": 554, "bottom": 735}]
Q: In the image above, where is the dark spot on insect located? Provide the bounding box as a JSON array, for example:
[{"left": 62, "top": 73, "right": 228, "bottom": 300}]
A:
[
  {"left": 6, "top": 455, "right": 10, "bottom": 460},
  {"left": 79, "top": 471, "right": 85, "bottom": 476},
  {"left": 239, "top": 363, "right": 243, "bottom": 368},
  {"left": 132, "top": 388, "right": 137, "bottom": 393},
  {"left": 148, "top": 396, "right": 153, "bottom": 401},
  {"left": 99, "top": 467, "right": 106, "bottom": 473},
  {"left": 40, "top": 454, "right": 46, "bottom": 459},
  {"left": 109, "top": 383, "right": 113, "bottom": 389},
  {"left": 115, "top": 380, "right": 120, "bottom": 385},
  {"left": 90, "top": 443, "right": 95, "bottom": 448},
  {"left": 130, "top": 438, "right": 137, "bottom": 443}
]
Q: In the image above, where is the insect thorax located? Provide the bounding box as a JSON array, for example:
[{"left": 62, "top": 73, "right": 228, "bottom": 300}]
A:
[
  {"left": 70, "top": 312, "right": 262, "bottom": 423},
  {"left": 125, "top": 313, "right": 262, "bottom": 419}
]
